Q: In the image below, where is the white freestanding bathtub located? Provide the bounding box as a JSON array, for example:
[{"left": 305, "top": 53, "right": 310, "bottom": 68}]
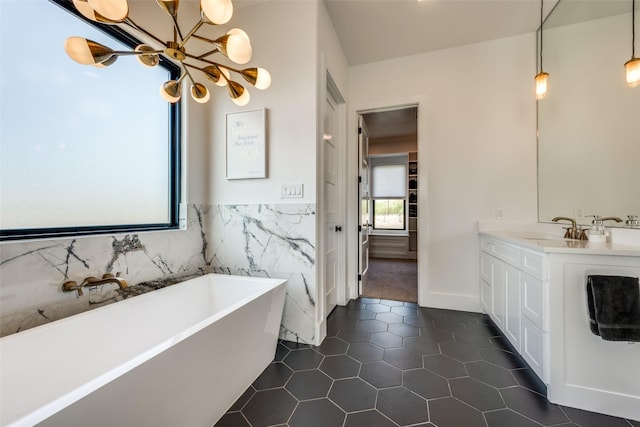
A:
[{"left": 0, "top": 274, "right": 287, "bottom": 427}]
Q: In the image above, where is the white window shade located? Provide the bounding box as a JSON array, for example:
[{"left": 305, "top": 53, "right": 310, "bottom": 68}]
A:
[{"left": 372, "top": 164, "right": 406, "bottom": 199}]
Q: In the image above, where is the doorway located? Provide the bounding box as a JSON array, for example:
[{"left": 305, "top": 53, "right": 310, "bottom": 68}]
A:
[{"left": 358, "top": 106, "right": 419, "bottom": 303}]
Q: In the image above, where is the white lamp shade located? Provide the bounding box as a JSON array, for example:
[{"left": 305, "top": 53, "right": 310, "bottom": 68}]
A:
[
  {"left": 625, "top": 57, "right": 640, "bottom": 88},
  {"left": 87, "top": 0, "right": 128, "bottom": 22},
  {"left": 535, "top": 72, "right": 549, "bottom": 100},
  {"left": 64, "top": 37, "right": 113, "bottom": 65},
  {"left": 201, "top": 0, "right": 233, "bottom": 25},
  {"left": 226, "top": 28, "right": 249, "bottom": 40},
  {"left": 254, "top": 68, "right": 271, "bottom": 90},
  {"left": 135, "top": 44, "right": 160, "bottom": 67},
  {"left": 160, "top": 80, "right": 182, "bottom": 103},
  {"left": 225, "top": 33, "right": 252, "bottom": 64},
  {"left": 232, "top": 89, "right": 250, "bottom": 106},
  {"left": 191, "top": 83, "right": 210, "bottom": 103}
]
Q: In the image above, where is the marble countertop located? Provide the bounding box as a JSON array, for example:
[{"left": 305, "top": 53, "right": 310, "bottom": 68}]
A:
[{"left": 479, "top": 230, "right": 640, "bottom": 257}]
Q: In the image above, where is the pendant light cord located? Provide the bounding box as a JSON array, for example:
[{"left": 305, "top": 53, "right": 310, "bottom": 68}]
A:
[
  {"left": 633, "top": 0, "right": 636, "bottom": 58},
  {"left": 539, "top": 0, "right": 544, "bottom": 72}
]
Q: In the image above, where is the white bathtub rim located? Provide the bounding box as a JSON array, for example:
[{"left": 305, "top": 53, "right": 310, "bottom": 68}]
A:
[{"left": 0, "top": 273, "right": 287, "bottom": 427}]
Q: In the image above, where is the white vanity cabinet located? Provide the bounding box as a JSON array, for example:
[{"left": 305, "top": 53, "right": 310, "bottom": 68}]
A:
[
  {"left": 479, "top": 229, "right": 640, "bottom": 421},
  {"left": 479, "top": 236, "right": 548, "bottom": 383}
]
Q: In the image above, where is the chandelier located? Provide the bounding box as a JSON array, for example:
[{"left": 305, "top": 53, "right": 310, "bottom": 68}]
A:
[{"left": 63, "top": 0, "right": 271, "bottom": 105}]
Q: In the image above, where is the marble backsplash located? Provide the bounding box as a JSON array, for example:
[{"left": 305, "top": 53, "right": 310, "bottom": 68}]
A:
[{"left": 0, "top": 203, "right": 317, "bottom": 344}]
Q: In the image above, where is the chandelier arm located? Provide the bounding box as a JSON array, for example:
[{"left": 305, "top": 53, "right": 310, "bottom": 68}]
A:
[
  {"left": 191, "top": 33, "right": 219, "bottom": 45},
  {"left": 124, "top": 18, "right": 167, "bottom": 46},
  {"left": 114, "top": 50, "right": 164, "bottom": 56},
  {"left": 171, "top": 15, "right": 185, "bottom": 43},
  {"left": 182, "top": 66, "right": 197, "bottom": 85},
  {"left": 183, "top": 53, "right": 227, "bottom": 68},
  {"left": 197, "top": 48, "right": 221, "bottom": 59},
  {"left": 185, "top": 62, "right": 232, "bottom": 83},
  {"left": 179, "top": 20, "right": 206, "bottom": 48}
]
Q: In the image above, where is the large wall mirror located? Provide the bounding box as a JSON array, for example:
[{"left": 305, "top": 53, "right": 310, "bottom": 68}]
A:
[{"left": 537, "top": 0, "right": 640, "bottom": 227}]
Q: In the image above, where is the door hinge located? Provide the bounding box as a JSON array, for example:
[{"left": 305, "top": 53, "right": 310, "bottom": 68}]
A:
[
  {"left": 358, "top": 127, "right": 362, "bottom": 135},
  {"left": 358, "top": 274, "right": 362, "bottom": 281}
]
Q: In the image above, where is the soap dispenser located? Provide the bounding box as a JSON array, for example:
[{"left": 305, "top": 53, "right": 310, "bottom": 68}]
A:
[{"left": 588, "top": 215, "right": 606, "bottom": 243}]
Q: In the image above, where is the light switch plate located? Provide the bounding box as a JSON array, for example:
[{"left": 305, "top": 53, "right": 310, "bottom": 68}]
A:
[{"left": 281, "top": 184, "right": 303, "bottom": 199}]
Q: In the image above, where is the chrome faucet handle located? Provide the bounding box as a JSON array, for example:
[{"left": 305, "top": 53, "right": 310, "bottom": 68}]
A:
[{"left": 62, "top": 280, "right": 84, "bottom": 297}]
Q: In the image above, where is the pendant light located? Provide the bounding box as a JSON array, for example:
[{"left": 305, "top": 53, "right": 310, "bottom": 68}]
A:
[
  {"left": 535, "top": 0, "right": 549, "bottom": 100},
  {"left": 625, "top": 0, "right": 640, "bottom": 87}
]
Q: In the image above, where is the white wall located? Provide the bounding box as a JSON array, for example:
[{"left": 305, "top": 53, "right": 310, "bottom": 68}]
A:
[
  {"left": 197, "top": 1, "right": 319, "bottom": 205},
  {"left": 349, "top": 33, "right": 538, "bottom": 311}
]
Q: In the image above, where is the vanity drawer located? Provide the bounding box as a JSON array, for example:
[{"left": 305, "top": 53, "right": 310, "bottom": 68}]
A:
[
  {"left": 520, "top": 249, "right": 546, "bottom": 280},
  {"left": 480, "top": 238, "right": 493, "bottom": 253},
  {"left": 491, "top": 240, "right": 521, "bottom": 267}
]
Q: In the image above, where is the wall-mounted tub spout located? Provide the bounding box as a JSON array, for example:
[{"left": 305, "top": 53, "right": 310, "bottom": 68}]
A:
[
  {"left": 62, "top": 273, "right": 128, "bottom": 297},
  {"left": 81, "top": 273, "right": 128, "bottom": 290}
]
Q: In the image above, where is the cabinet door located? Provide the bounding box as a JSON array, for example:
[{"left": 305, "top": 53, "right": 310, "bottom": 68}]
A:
[
  {"left": 504, "top": 264, "right": 521, "bottom": 351},
  {"left": 480, "top": 280, "right": 492, "bottom": 314},
  {"left": 521, "top": 315, "right": 545, "bottom": 382},
  {"left": 521, "top": 273, "right": 545, "bottom": 331},
  {"left": 480, "top": 252, "right": 494, "bottom": 284},
  {"left": 491, "top": 259, "right": 505, "bottom": 329}
]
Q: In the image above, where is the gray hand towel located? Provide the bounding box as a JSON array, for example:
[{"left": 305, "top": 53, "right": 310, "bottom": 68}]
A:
[{"left": 587, "top": 275, "right": 640, "bottom": 342}]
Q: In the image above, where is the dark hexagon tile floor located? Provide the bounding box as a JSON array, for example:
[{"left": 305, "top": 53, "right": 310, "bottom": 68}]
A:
[{"left": 215, "top": 298, "right": 638, "bottom": 427}]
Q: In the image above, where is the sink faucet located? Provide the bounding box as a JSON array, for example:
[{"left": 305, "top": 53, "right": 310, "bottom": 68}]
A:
[
  {"left": 551, "top": 216, "right": 584, "bottom": 240},
  {"left": 62, "top": 273, "right": 128, "bottom": 297}
]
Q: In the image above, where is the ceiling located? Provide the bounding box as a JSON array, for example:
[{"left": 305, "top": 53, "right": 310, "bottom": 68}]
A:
[
  {"left": 324, "top": 0, "right": 635, "bottom": 140},
  {"left": 323, "top": 0, "right": 633, "bottom": 67}
]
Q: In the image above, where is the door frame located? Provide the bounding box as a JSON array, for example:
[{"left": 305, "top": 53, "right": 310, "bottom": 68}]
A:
[
  {"left": 316, "top": 67, "right": 347, "bottom": 343},
  {"left": 349, "top": 102, "right": 422, "bottom": 303}
]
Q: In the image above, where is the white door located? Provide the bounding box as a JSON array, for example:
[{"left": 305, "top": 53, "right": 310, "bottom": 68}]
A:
[
  {"left": 358, "top": 116, "right": 371, "bottom": 295},
  {"left": 324, "top": 86, "right": 340, "bottom": 314}
]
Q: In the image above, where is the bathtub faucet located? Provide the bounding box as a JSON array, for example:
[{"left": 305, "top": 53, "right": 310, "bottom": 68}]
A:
[
  {"left": 81, "top": 274, "right": 128, "bottom": 290},
  {"left": 62, "top": 273, "right": 128, "bottom": 297}
]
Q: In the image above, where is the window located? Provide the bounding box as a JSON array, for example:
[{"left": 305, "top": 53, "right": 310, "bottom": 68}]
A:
[
  {"left": 0, "top": 1, "right": 181, "bottom": 241},
  {"left": 371, "top": 155, "right": 407, "bottom": 230}
]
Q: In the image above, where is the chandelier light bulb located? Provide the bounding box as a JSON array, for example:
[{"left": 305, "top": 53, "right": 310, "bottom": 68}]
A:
[
  {"left": 201, "top": 0, "right": 233, "bottom": 25},
  {"left": 160, "top": 80, "right": 182, "bottom": 103},
  {"left": 242, "top": 67, "right": 271, "bottom": 90},
  {"left": 222, "top": 33, "right": 252, "bottom": 64},
  {"left": 535, "top": 71, "right": 549, "bottom": 100},
  {"left": 228, "top": 81, "right": 250, "bottom": 106},
  {"left": 87, "top": 0, "right": 129, "bottom": 22},
  {"left": 191, "top": 83, "right": 210, "bottom": 103},
  {"left": 253, "top": 68, "right": 271, "bottom": 90},
  {"left": 135, "top": 44, "right": 160, "bottom": 67},
  {"left": 626, "top": 58, "right": 640, "bottom": 87},
  {"left": 65, "top": 37, "right": 114, "bottom": 65},
  {"left": 217, "top": 67, "right": 231, "bottom": 86},
  {"left": 202, "top": 65, "right": 230, "bottom": 86},
  {"left": 72, "top": 0, "right": 118, "bottom": 24},
  {"left": 93, "top": 56, "right": 118, "bottom": 68},
  {"left": 227, "top": 28, "right": 249, "bottom": 39}
]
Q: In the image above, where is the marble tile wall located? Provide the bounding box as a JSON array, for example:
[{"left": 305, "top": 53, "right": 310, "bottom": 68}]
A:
[
  {"left": 207, "top": 204, "right": 317, "bottom": 344},
  {"left": 0, "top": 203, "right": 317, "bottom": 343}
]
